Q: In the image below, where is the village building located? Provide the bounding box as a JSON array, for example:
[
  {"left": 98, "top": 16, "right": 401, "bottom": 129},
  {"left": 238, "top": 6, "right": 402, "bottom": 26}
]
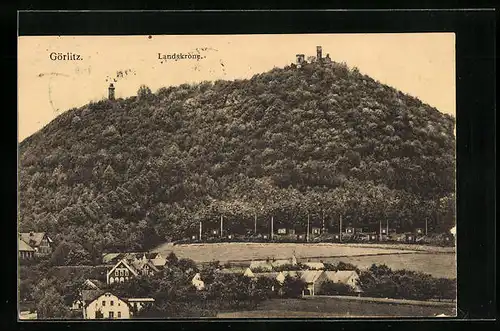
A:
[
  {"left": 302, "top": 262, "right": 325, "bottom": 270},
  {"left": 191, "top": 273, "right": 205, "bottom": 290},
  {"left": 19, "top": 232, "right": 53, "bottom": 256},
  {"left": 18, "top": 238, "right": 35, "bottom": 260},
  {"left": 299, "top": 270, "right": 324, "bottom": 296},
  {"left": 243, "top": 267, "right": 255, "bottom": 278},
  {"left": 249, "top": 254, "right": 298, "bottom": 271},
  {"left": 323, "top": 270, "right": 363, "bottom": 294},
  {"left": 83, "top": 292, "right": 130, "bottom": 319},
  {"left": 127, "top": 298, "right": 155, "bottom": 313},
  {"left": 106, "top": 257, "right": 159, "bottom": 285},
  {"left": 345, "top": 227, "right": 355, "bottom": 234},
  {"left": 311, "top": 227, "right": 322, "bottom": 236}
]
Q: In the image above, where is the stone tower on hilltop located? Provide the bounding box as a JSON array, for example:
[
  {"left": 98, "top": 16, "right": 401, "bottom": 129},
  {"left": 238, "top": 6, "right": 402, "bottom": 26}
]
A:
[
  {"left": 316, "top": 46, "right": 323, "bottom": 61},
  {"left": 108, "top": 83, "right": 115, "bottom": 100}
]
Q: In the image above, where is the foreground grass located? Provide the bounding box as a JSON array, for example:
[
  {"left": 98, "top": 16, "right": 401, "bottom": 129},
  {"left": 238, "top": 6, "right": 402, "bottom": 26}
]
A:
[{"left": 217, "top": 297, "right": 456, "bottom": 318}]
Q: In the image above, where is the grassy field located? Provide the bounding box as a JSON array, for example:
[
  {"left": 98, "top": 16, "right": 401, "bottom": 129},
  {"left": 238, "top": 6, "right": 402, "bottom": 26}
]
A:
[
  {"left": 216, "top": 297, "right": 456, "bottom": 318},
  {"left": 153, "top": 242, "right": 456, "bottom": 278}
]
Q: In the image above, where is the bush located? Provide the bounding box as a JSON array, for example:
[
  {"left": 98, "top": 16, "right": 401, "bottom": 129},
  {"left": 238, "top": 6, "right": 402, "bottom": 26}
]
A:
[{"left": 319, "top": 280, "right": 353, "bottom": 295}]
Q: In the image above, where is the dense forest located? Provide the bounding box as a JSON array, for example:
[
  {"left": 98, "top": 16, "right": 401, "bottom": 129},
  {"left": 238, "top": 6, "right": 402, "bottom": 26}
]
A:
[{"left": 18, "top": 60, "right": 455, "bottom": 258}]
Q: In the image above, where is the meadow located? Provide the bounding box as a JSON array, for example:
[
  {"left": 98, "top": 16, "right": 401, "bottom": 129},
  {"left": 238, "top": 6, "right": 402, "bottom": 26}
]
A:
[
  {"left": 216, "top": 297, "right": 456, "bottom": 318},
  {"left": 153, "top": 242, "right": 456, "bottom": 278}
]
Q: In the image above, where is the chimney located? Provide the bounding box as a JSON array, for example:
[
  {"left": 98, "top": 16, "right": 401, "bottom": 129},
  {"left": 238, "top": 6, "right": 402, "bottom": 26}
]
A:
[
  {"left": 108, "top": 83, "right": 115, "bottom": 100},
  {"left": 316, "top": 46, "right": 322, "bottom": 61}
]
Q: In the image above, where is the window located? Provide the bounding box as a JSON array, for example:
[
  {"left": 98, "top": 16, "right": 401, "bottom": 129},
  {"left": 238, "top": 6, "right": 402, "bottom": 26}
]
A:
[
  {"left": 124, "top": 269, "right": 129, "bottom": 276},
  {"left": 110, "top": 301, "right": 114, "bottom": 306},
  {"left": 109, "top": 311, "right": 114, "bottom": 319},
  {"left": 115, "top": 270, "right": 119, "bottom": 276},
  {"left": 118, "top": 311, "right": 121, "bottom": 318},
  {"left": 102, "top": 300, "right": 106, "bottom": 306}
]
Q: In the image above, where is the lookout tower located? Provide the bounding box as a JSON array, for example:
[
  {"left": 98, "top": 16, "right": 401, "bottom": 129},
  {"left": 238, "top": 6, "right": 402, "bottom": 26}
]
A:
[
  {"left": 108, "top": 83, "right": 115, "bottom": 100},
  {"left": 296, "top": 54, "right": 305, "bottom": 68},
  {"left": 316, "top": 46, "right": 323, "bottom": 61}
]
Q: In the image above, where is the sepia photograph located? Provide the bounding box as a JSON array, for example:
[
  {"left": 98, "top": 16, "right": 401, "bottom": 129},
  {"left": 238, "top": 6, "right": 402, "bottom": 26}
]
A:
[{"left": 17, "top": 33, "right": 457, "bottom": 320}]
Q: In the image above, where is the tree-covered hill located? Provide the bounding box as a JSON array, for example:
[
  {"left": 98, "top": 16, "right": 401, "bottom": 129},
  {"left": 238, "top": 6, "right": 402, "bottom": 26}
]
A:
[{"left": 18, "top": 60, "right": 455, "bottom": 257}]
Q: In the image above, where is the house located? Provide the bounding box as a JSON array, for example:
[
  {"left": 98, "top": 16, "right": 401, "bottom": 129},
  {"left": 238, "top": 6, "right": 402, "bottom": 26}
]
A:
[
  {"left": 192, "top": 273, "right": 205, "bottom": 290},
  {"left": 250, "top": 254, "right": 298, "bottom": 271},
  {"left": 127, "top": 298, "right": 155, "bottom": 313},
  {"left": 71, "top": 279, "right": 107, "bottom": 310},
  {"left": 250, "top": 260, "right": 274, "bottom": 271},
  {"left": 19, "top": 232, "right": 53, "bottom": 256},
  {"left": 277, "top": 228, "right": 287, "bottom": 235},
  {"left": 303, "top": 262, "right": 325, "bottom": 270},
  {"left": 106, "top": 254, "right": 161, "bottom": 285},
  {"left": 145, "top": 252, "right": 166, "bottom": 269},
  {"left": 83, "top": 292, "right": 131, "bottom": 319},
  {"left": 18, "top": 238, "right": 35, "bottom": 260},
  {"left": 106, "top": 259, "right": 138, "bottom": 284},
  {"left": 357, "top": 233, "right": 371, "bottom": 241},
  {"left": 311, "top": 227, "right": 322, "bottom": 236},
  {"left": 323, "top": 270, "right": 363, "bottom": 294},
  {"left": 243, "top": 268, "right": 256, "bottom": 278},
  {"left": 359, "top": 232, "right": 378, "bottom": 242},
  {"left": 131, "top": 259, "right": 160, "bottom": 277},
  {"left": 405, "top": 233, "right": 416, "bottom": 243},
  {"left": 299, "top": 270, "right": 324, "bottom": 296},
  {"left": 107, "top": 259, "right": 138, "bottom": 284},
  {"left": 276, "top": 270, "right": 300, "bottom": 284},
  {"left": 19, "top": 311, "right": 38, "bottom": 320},
  {"left": 345, "top": 227, "right": 355, "bottom": 234}
]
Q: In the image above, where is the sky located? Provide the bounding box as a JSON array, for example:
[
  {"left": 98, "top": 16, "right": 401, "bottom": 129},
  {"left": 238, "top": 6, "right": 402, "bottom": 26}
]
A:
[{"left": 18, "top": 33, "right": 455, "bottom": 141}]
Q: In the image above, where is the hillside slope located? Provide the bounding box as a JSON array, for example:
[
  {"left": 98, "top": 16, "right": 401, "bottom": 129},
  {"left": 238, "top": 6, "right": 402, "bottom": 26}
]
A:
[{"left": 18, "top": 61, "right": 455, "bottom": 257}]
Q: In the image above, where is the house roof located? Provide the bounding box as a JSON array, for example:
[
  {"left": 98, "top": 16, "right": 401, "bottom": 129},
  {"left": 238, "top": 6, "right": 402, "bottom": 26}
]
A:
[
  {"left": 125, "top": 298, "right": 155, "bottom": 302},
  {"left": 107, "top": 259, "right": 140, "bottom": 278},
  {"left": 83, "top": 279, "right": 105, "bottom": 290},
  {"left": 150, "top": 258, "right": 166, "bottom": 267},
  {"left": 250, "top": 261, "right": 274, "bottom": 270},
  {"left": 18, "top": 238, "right": 35, "bottom": 252},
  {"left": 130, "top": 259, "right": 159, "bottom": 273},
  {"left": 102, "top": 253, "right": 122, "bottom": 264},
  {"left": 83, "top": 291, "right": 131, "bottom": 308},
  {"left": 19, "top": 232, "right": 50, "bottom": 247},
  {"left": 271, "top": 259, "right": 293, "bottom": 267},
  {"left": 303, "top": 262, "right": 325, "bottom": 270},
  {"left": 243, "top": 268, "right": 255, "bottom": 278},
  {"left": 253, "top": 272, "right": 279, "bottom": 279},
  {"left": 82, "top": 289, "right": 105, "bottom": 304},
  {"left": 324, "top": 270, "right": 358, "bottom": 283},
  {"left": 146, "top": 252, "right": 161, "bottom": 259},
  {"left": 217, "top": 268, "right": 246, "bottom": 274},
  {"left": 300, "top": 270, "right": 324, "bottom": 284}
]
